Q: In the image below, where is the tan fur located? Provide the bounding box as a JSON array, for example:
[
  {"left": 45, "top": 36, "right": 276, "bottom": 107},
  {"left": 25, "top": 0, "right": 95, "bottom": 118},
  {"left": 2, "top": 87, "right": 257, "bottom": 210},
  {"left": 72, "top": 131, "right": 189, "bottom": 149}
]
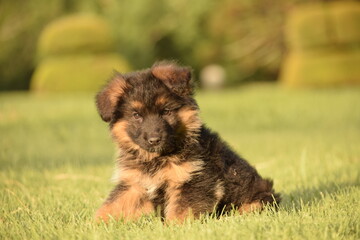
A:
[
  {"left": 178, "top": 107, "right": 202, "bottom": 136},
  {"left": 214, "top": 180, "right": 225, "bottom": 202},
  {"left": 112, "top": 168, "right": 159, "bottom": 203},
  {"left": 130, "top": 101, "right": 144, "bottom": 110},
  {"left": 95, "top": 184, "right": 154, "bottom": 222},
  {"left": 116, "top": 168, "right": 157, "bottom": 195},
  {"left": 111, "top": 121, "right": 134, "bottom": 148},
  {"left": 117, "top": 168, "right": 143, "bottom": 183},
  {"left": 107, "top": 160, "right": 203, "bottom": 222},
  {"left": 161, "top": 161, "right": 203, "bottom": 221},
  {"left": 166, "top": 162, "right": 201, "bottom": 182},
  {"left": 151, "top": 63, "right": 179, "bottom": 81},
  {"left": 238, "top": 201, "right": 263, "bottom": 214},
  {"left": 164, "top": 183, "right": 181, "bottom": 219},
  {"left": 116, "top": 161, "right": 203, "bottom": 187},
  {"left": 155, "top": 95, "right": 168, "bottom": 106},
  {"left": 107, "top": 76, "right": 127, "bottom": 110},
  {"left": 139, "top": 200, "right": 155, "bottom": 216},
  {"left": 150, "top": 160, "right": 203, "bottom": 184},
  {"left": 165, "top": 192, "right": 193, "bottom": 223},
  {"left": 96, "top": 75, "right": 128, "bottom": 122}
]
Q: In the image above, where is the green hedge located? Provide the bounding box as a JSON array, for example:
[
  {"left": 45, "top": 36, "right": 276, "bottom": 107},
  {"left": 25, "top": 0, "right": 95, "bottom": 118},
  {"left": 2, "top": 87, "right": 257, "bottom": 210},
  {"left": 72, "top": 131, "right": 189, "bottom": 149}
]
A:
[
  {"left": 31, "top": 54, "right": 130, "bottom": 92},
  {"left": 332, "top": 3, "right": 360, "bottom": 45},
  {"left": 31, "top": 14, "right": 131, "bottom": 92},
  {"left": 286, "top": 1, "right": 360, "bottom": 51},
  {"left": 281, "top": 1, "right": 360, "bottom": 87},
  {"left": 37, "top": 14, "right": 115, "bottom": 59},
  {"left": 281, "top": 49, "right": 360, "bottom": 87}
]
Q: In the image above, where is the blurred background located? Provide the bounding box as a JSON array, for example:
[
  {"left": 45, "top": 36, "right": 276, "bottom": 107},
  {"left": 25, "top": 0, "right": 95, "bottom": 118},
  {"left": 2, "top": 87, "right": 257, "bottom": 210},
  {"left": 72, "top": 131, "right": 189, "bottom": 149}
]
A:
[
  {"left": 0, "top": 0, "right": 359, "bottom": 92},
  {"left": 1, "top": 2, "right": 360, "bottom": 237}
]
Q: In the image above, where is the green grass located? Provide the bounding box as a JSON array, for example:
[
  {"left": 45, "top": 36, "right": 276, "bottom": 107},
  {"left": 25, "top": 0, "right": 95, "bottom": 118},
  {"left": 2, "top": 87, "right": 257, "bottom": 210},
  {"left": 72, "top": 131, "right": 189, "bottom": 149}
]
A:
[{"left": 1, "top": 84, "right": 359, "bottom": 239}]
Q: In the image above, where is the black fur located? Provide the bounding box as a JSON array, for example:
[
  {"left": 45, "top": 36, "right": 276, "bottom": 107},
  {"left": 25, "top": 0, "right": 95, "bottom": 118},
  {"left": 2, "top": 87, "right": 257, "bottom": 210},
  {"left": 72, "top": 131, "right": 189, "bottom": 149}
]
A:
[{"left": 95, "top": 61, "right": 280, "bottom": 222}]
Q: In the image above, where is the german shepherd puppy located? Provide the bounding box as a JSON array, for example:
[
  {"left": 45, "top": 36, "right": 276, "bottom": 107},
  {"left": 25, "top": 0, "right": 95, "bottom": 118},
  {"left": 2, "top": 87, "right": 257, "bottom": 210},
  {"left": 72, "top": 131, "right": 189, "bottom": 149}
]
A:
[{"left": 95, "top": 61, "right": 280, "bottom": 223}]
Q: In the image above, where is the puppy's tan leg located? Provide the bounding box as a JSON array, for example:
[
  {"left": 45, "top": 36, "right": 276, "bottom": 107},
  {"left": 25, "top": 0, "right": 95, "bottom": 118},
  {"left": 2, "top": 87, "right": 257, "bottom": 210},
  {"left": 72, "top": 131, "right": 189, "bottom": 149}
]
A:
[
  {"left": 165, "top": 205, "right": 193, "bottom": 223},
  {"left": 95, "top": 184, "right": 154, "bottom": 222},
  {"left": 164, "top": 187, "right": 193, "bottom": 223}
]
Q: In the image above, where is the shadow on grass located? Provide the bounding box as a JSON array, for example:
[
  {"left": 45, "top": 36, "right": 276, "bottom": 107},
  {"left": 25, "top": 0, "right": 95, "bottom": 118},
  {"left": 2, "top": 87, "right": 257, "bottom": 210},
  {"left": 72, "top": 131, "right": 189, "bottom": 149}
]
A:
[{"left": 280, "top": 180, "right": 360, "bottom": 211}]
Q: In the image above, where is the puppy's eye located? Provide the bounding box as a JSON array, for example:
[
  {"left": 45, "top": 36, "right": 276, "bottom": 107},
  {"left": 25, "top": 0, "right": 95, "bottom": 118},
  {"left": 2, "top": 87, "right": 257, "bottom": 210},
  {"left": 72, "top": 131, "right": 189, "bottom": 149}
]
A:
[
  {"left": 162, "top": 109, "right": 173, "bottom": 116},
  {"left": 132, "top": 112, "right": 142, "bottom": 120}
]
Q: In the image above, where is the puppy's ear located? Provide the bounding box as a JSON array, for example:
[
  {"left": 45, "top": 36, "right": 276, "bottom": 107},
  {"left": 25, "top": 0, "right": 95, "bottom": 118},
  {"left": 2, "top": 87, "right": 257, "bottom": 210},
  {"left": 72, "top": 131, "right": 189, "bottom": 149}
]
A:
[
  {"left": 96, "top": 72, "right": 127, "bottom": 122},
  {"left": 151, "top": 61, "right": 193, "bottom": 96}
]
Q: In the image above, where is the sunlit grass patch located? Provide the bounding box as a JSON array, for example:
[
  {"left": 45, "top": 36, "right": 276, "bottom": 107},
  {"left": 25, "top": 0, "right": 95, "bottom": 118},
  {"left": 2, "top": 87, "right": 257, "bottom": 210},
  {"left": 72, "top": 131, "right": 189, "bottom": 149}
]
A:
[{"left": 1, "top": 85, "right": 359, "bottom": 239}]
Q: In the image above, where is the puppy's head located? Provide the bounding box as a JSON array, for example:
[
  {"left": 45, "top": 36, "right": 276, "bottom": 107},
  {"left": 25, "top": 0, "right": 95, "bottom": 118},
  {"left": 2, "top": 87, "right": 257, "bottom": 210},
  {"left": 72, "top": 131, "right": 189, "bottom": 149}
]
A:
[{"left": 96, "top": 61, "right": 201, "bottom": 157}]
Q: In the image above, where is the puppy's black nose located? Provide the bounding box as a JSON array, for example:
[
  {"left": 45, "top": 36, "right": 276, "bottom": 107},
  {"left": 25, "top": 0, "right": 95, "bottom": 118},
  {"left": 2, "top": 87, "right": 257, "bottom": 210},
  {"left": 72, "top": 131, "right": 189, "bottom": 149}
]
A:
[{"left": 148, "top": 137, "right": 161, "bottom": 145}]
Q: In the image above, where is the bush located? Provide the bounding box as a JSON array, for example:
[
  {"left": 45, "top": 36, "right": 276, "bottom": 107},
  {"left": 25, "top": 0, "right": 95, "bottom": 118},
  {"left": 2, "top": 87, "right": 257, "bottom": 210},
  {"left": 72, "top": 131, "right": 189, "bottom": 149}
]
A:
[
  {"left": 37, "top": 14, "right": 115, "bottom": 59},
  {"left": 3, "top": 0, "right": 337, "bottom": 90},
  {"left": 281, "top": 49, "right": 360, "bottom": 87},
  {"left": 281, "top": 1, "right": 360, "bottom": 87},
  {"left": 30, "top": 14, "right": 131, "bottom": 92},
  {"left": 286, "top": 1, "right": 360, "bottom": 51},
  {"left": 31, "top": 54, "right": 130, "bottom": 92},
  {"left": 331, "top": 2, "right": 360, "bottom": 46}
]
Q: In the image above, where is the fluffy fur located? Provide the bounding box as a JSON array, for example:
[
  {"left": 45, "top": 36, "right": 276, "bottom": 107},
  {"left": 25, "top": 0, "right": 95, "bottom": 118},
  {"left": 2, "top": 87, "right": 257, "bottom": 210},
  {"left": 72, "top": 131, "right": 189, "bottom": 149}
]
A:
[{"left": 95, "top": 61, "right": 280, "bottom": 223}]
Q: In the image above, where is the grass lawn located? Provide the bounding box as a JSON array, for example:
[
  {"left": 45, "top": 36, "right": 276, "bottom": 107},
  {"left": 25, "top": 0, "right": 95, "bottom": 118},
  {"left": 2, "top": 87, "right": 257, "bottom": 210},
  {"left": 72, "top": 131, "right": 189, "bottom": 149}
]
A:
[{"left": 1, "top": 84, "right": 359, "bottom": 239}]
